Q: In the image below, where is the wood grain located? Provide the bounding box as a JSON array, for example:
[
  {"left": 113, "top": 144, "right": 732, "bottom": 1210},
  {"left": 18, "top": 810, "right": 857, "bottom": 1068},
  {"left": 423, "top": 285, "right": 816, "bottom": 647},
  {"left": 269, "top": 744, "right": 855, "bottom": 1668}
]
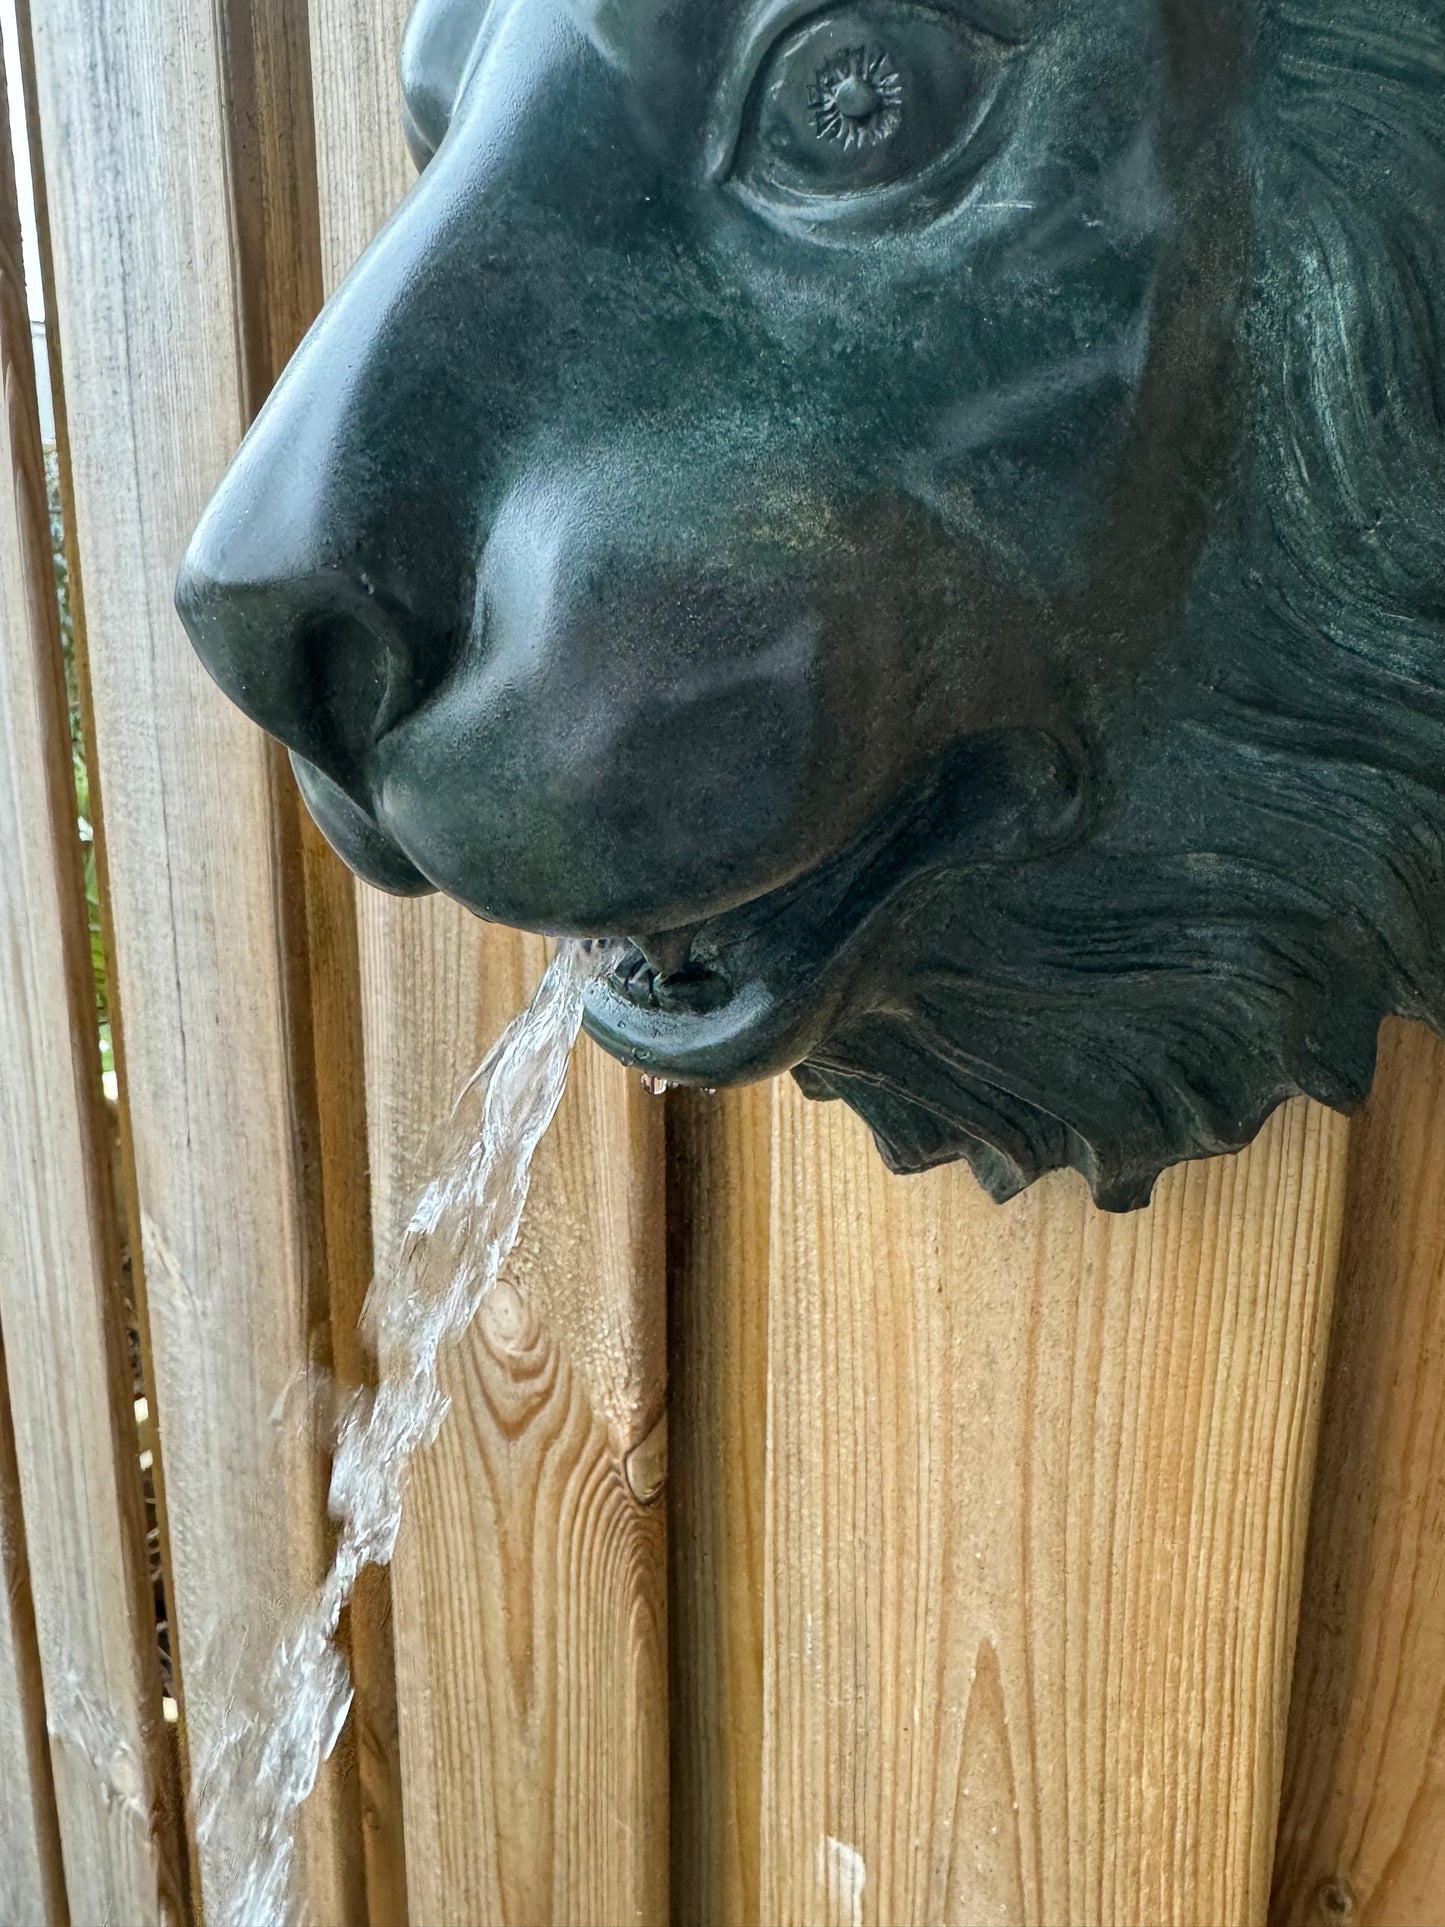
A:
[
  {"left": 298, "top": 798, "right": 411, "bottom": 1927},
  {"left": 223, "top": 0, "right": 409, "bottom": 1909},
  {"left": 347, "top": 912, "right": 670, "bottom": 1926},
  {"left": 388, "top": 981, "right": 669, "bottom": 1926},
  {"left": 305, "top": 9, "right": 670, "bottom": 1913},
  {"left": 25, "top": 0, "right": 363, "bottom": 1913},
  {"left": 0, "top": 1326, "right": 68, "bottom": 1926},
  {"left": 307, "top": 0, "right": 415, "bottom": 283},
  {"left": 1272, "top": 1020, "right": 1445, "bottom": 1927},
  {"left": 0, "top": 41, "right": 184, "bottom": 1916},
  {"left": 761, "top": 1081, "right": 1348, "bottom": 1927},
  {"left": 668, "top": 1086, "right": 771, "bottom": 1927}
]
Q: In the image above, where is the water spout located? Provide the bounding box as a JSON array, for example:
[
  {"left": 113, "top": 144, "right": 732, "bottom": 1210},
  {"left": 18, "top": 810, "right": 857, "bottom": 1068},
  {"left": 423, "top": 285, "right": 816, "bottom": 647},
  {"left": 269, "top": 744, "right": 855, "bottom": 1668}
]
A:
[{"left": 195, "top": 938, "right": 615, "bottom": 1927}]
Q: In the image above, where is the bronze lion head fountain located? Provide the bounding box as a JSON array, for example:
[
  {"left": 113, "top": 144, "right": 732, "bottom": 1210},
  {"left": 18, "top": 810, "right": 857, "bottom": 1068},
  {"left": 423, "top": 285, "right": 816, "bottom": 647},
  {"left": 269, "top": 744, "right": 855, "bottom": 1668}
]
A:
[{"left": 178, "top": 0, "right": 1445, "bottom": 1208}]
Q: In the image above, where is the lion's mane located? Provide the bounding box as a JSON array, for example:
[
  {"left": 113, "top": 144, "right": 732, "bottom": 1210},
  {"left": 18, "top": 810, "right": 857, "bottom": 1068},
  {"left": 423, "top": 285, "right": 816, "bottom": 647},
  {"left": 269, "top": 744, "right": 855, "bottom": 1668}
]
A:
[{"left": 797, "top": 0, "right": 1445, "bottom": 1209}]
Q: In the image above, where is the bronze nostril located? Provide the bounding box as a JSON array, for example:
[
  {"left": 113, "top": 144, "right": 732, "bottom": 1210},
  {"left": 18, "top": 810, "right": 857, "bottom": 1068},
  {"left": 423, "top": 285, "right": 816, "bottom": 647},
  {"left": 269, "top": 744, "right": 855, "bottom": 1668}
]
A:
[
  {"left": 302, "top": 610, "right": 395, "bottom": 784},
  {"left": 177, "top": 517, "right": 438, "bottom": 807}
]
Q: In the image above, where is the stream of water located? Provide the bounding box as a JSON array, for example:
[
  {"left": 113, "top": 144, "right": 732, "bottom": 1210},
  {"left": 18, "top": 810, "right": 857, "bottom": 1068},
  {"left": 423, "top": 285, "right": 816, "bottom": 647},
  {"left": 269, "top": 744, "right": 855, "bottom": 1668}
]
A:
[{"left": 194, "top": 937, "right": 615, "bottom": 1927}]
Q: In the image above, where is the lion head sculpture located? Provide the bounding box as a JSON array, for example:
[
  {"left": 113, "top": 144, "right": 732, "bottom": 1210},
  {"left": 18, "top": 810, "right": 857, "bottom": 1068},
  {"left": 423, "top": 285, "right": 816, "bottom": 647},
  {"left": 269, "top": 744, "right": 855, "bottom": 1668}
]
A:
[{"left": 178, "top": 0, "right": 1445, "bottom": 1209}]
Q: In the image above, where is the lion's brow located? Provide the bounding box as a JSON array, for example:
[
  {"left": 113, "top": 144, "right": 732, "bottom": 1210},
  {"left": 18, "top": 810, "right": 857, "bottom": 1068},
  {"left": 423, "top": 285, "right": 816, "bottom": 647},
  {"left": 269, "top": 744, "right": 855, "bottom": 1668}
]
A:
[
  {"left": 562, "top": 0, "right": 677, "bottom": 69},
  {"left": 566, "top": 0, "right": 1048, "bottom": 69}
]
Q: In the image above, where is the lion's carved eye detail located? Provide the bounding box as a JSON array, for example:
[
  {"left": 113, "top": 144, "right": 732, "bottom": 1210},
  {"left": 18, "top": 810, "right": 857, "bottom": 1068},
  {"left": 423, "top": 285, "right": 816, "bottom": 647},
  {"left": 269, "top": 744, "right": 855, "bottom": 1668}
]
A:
[
  {"left": 729, "top": 3, "right": 1007, "bottom": 233},
  {"left": 810, "top": 48, "right": 905, "bottom": 150}
]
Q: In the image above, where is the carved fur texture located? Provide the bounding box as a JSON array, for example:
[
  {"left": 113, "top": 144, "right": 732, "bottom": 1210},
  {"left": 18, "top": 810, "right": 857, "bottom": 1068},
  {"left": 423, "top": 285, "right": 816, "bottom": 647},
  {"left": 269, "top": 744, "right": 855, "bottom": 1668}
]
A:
[{"left": 801, "top": 2, "right": 1445, "bottom": 1208}]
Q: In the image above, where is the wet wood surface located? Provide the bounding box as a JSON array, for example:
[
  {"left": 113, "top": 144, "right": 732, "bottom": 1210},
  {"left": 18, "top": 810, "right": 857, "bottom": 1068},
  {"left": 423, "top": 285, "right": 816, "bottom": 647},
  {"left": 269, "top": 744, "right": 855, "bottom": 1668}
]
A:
[
  {"left": 25, "top": 0, "right": 363, "bottom": 1912},
  {"left": 0, "top": 1334, "right": 68, "bottom": 1925},
  {"left": 1273, "top": 1020, "right": 1445, "bottom": 1927},
  {"left": 384, "top": 960, "right": 669, "bottom": 1926},
  {"left": 350, "top": 908, "right": 670, "bottom": 1925},
  {"left": 0, "top": 39, "right": 182, "bottom": 1920}
]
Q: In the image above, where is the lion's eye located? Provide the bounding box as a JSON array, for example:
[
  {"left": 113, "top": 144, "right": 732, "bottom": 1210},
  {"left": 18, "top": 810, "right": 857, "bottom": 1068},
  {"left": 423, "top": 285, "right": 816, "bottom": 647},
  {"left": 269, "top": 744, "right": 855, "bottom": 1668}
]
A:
[{"left": 730, "top": 4, "right": 994, "bottom": 223}]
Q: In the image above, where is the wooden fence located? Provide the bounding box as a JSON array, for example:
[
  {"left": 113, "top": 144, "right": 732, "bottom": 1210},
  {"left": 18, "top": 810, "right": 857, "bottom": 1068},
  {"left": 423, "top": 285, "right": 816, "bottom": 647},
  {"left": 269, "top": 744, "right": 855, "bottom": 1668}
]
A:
[{"left": 0, "top": 0, "right": 1442, "bottom": 1922}]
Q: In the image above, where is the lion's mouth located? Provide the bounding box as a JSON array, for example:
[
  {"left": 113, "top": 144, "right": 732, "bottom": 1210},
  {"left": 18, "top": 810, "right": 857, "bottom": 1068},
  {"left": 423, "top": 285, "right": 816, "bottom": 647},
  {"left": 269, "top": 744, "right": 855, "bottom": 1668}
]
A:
[
  {"left": 589, "top": 922, "right": 820, "bottom": 1084},
  {"left": 585, "top": 725, "right": 1086, "bottom": 1087},
  {"left": 586, "top": 785, "right": 933, "bottom": 1086},
  {"left": 586, "top": 787, "right": 941, "bottom": 1088},
  {"left": 610, "top": 942, "right": 736, "bottom": 1017}
]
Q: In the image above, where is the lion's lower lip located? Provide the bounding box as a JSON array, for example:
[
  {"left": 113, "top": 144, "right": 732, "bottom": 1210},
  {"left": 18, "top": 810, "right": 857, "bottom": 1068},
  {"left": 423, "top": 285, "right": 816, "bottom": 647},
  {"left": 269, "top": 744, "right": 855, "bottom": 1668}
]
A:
[
  {"left": 582, "top": 867, "right": 864, "bottom": 1086},
  {"left": 583, "top": 968, "right": 813, "bottom": 1085}
]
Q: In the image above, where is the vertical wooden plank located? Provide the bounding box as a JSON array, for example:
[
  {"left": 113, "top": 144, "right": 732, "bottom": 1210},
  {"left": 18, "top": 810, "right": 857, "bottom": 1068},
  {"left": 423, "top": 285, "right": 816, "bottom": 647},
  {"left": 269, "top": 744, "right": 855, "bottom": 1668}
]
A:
[
  {"left": 0, "top": 39, "right": 182, "bottom": 1917},
  {"left": 297, "top": 803, "right": 411, "bottom": 1927},
  {"left": 668, "top": 1087, "right": 771, "bottom": 1927},
  {"left": 760, "top": 1085, "right": 1347, "bottom": 1927},
  {"left": 1272, "top": 1020, "right": 1445, "bottom": 1927},
  {"left": 26, "top": 0, "right": 362, "bottom": 1915},
  {"left": 223, "top": 0, "right": 408, "bottom": 1910},
  {"left": 0, "top": 1328, "right": 68, "bottom": 1926},
  {"left": 303, "top": 13, "right": 446, "bottom": 1923},
  {"left": 307, "top": 0, "right": 413, "bottom": 266},
  {"left": 219, "top": 0, "right": 324, "bottom": 407},
  {"left": 306, "top": 7, "right": 671, "bottom": 1919},
  {"left": 385, "top": 961, "right": 669, "bottom": 1926}
]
